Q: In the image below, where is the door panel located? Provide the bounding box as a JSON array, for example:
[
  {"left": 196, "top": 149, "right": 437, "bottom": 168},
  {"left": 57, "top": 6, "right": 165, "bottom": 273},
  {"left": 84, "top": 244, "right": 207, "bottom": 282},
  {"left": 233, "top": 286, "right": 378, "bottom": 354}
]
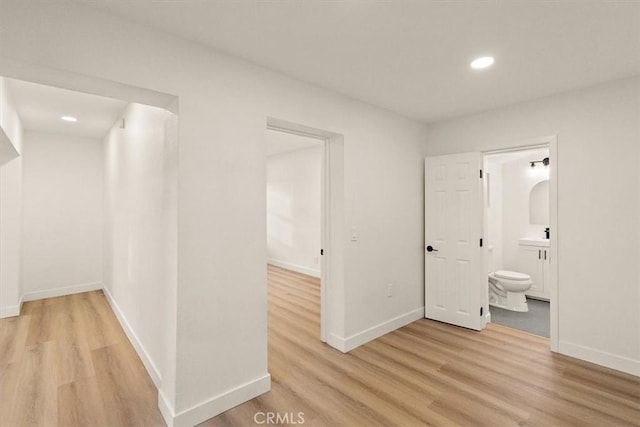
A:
[
  {"left": 425, "top": 153, "right": 484, "bottom": 330},
  {"left": 435, "top": 257, "right": 447, "bottom": 308}
]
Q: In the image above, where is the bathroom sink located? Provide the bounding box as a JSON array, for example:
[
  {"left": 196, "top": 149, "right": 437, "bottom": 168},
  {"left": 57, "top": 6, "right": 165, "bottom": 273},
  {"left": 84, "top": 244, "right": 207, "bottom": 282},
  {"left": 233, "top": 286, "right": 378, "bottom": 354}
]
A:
[{"left": 519, "top": 237, "right": 550, "bottom": 247}]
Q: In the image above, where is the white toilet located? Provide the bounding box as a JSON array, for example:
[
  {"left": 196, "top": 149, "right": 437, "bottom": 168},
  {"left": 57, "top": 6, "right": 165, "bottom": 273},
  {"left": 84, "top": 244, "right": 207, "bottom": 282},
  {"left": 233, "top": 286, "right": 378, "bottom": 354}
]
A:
[{"left": 488, "top": 270, "right": 532, "bottom": 312}]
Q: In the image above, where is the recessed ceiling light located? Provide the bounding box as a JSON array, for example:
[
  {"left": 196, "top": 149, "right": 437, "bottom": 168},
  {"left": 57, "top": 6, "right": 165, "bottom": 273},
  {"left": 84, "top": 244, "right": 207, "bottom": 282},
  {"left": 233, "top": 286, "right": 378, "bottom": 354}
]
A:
[
  {"left": 61, "top": 116, "right": 78, "bottom": 122},
  {"left": 470, "top": 56, "right": 495, "bottom": 70}
]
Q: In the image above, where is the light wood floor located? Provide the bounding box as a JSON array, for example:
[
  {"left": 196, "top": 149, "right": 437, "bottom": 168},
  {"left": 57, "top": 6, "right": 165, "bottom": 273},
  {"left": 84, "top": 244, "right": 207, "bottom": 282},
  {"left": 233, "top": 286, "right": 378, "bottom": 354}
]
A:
[
  {"left": 205, "top": 265, "right": 640, "bottom": 426},
  {"left": 2, "top": 270, "right": 639, "bottom": 426},
  {"left": 0, "top": 291, "right": 164, "bottom": 426}
]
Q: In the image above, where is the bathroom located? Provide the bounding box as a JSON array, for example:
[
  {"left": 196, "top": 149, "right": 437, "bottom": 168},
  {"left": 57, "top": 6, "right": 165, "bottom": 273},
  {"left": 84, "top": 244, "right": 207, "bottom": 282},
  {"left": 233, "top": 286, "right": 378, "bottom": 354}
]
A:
[{"left": 485, "top": 147, "right": 550, "bottom": 337}]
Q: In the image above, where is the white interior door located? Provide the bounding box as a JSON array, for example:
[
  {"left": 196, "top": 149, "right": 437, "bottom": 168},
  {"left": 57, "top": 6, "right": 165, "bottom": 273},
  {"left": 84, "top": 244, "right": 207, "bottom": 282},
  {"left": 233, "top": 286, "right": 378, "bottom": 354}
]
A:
[{"left": 425, "top": 152, "right": 484, "bottom": 330}]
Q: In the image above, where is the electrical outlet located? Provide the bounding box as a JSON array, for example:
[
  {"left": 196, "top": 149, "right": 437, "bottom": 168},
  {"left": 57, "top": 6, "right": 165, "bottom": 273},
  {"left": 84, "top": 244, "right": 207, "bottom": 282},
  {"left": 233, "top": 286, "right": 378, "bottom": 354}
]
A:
[
  {"left": 387, "top": 283, "right": 394, "bottom": 298},
  {"left": 350, "top": 228, "right": 358, "bottom": 242},
  {"left": 314, "top": 256, "right": 319, "bottom": 265}
]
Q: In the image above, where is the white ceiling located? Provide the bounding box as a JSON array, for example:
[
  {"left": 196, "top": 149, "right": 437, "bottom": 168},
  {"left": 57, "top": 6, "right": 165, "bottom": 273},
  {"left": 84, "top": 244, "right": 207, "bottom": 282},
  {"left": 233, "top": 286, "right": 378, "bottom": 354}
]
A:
[
  {"left": 266, "top": 129, "right": 321, "bottom": 157},
  {"left": 7, "top": 78, "right": 128, "bottom": 139},
  {"left": 76, "top": 1, "right": 640, "bottom": 123}
]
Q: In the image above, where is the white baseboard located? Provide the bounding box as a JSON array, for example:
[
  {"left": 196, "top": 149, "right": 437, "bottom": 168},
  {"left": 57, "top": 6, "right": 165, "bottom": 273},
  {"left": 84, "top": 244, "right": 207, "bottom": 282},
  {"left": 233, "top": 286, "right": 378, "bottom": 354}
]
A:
[
  {"left": 267, "top": 259, "right": 320, "bottom": 278},
  {"left": 160, "top": 374, "right": 271, "bottom": 427},
  {"left": 22, "top": 281, "right": 103, "bottom": 302},
  {"left": 103, "top": 287, "right": 162, "bottom": 387},
  {"left": 558, "top": 340, "right": 640, "bottom": 377},
  {"left": 326, "top": 333, "right": 348, "bottom": 353},
  {"left": 328, "top": 307, "right": 425, "bottom": 353},
  {"left": 0, "top": 295, "right": 22, "bottom": 318},
  {"left": 158, "top": 390, "right": 176, "bottom": 427},
  {"left": 484, "top": 311, "right": 491, "bottom": 326}
]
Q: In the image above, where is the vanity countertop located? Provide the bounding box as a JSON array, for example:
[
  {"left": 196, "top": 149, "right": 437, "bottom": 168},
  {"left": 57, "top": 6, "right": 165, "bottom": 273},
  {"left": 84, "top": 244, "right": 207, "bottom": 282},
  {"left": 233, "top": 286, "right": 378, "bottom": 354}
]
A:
[{"left": 519, "top": 237, "right": 550, "bottom": 247}]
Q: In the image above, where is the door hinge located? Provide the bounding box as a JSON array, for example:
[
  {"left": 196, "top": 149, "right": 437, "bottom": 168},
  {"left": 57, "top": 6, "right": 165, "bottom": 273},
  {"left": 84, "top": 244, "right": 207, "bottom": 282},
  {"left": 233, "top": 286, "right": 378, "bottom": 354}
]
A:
[
  {"left": 480, "top": 307, "right": 484, "bottom": 316},
  {"left": 320, "top": 249, "right": 324, "bottom": 256},
  {"left": 479, "top": 238, "right": 483, "bottom": 247},
  {"left": 479, "top": 169, "right": 483, "bottom": 178}
]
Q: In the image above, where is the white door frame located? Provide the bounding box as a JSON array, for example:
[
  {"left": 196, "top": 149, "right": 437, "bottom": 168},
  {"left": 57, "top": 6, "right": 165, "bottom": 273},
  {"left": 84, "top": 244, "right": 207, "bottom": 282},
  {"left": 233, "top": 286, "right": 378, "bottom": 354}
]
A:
[
  {"left": 266, "top": 118, "right": 343, "bottom": 343},
  {"left": 482, "top": 135, "right": 559, "bottom": 352}
]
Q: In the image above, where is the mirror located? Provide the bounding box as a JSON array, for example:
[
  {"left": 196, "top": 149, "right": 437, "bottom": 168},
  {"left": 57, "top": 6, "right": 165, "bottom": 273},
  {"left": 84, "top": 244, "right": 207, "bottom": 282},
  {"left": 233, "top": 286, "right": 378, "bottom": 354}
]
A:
[{"left": 529, "top": 180, "right": 549, "bottom": 225}]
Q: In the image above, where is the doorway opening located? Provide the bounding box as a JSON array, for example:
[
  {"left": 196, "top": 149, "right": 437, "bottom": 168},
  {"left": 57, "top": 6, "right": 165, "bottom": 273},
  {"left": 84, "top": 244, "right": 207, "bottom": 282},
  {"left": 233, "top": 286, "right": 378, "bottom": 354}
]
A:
[
  {"left": 483, "top": 145, "right": 551, "bottom": 338},
  {"left": 424, "top": 135, "right": 558, "bottom": 350},
  {"left": 265, "top": 127, "right": 324, "bottom": 341},
  {"left": 264, "top": 118, "right": 344, "bottom": 346}
]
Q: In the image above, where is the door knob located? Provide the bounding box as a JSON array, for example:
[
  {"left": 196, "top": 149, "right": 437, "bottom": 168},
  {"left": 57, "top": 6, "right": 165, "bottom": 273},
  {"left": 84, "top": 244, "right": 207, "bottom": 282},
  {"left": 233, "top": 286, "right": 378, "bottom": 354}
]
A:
[{"left": 426, "top": 245, "right": 438, "bottom": 252}]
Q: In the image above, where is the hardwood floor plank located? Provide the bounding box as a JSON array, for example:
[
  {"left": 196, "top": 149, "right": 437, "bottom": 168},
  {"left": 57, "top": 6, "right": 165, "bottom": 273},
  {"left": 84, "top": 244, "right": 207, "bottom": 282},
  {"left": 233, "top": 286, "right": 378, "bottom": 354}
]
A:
[
  {"left": 24, "top": 300, "right": 60, "bottom": 347},
  {"left": 0, "top": 356, "right": 22, "bottom": 426},
  {"left": 77, "top": 291, "right": 125, "bottom": 350},
  {"left": 0, "top": 314, "right": 30, "bottom": 365},
  {"left": 10, "top": 341, "right": 58, "bottom": 426},
  {"left": 92, "top": 341, "right": 163, "bottom": 427},
  {"left": 53, "top": 294, "right": 96, "bottom": 386},
  {"left": 428, "top": 391, "right": 523, "bottom": 427},
  {"left": 57, "top": 377, "right": 109, "bottom": 426},
  {"left": 55, "top": 340, "right": 95, "bottom": 387}
]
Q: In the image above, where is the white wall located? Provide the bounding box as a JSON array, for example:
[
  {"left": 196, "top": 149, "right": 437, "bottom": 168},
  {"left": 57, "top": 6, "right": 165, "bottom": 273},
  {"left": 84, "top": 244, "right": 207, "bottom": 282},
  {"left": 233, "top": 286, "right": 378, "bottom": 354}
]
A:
[
  {"left": 0, "top": 76, "right": 23, "bottom": 318},
  {"left": 501, "top": 152, "right": 549, "bottom": 271},
  {"left": 426, "top": 76, "right": 640, "bottom": 376},
  {"left": 267, "top": 145, "right": 321, "bottom": 277},
  {"left": 103, "top": 102, "right": 176, "bottom": 389},
  {"left": 0, "top": 2, "right": 429, "bottom": 422},
  {"left": 21, "top": 131, "right": 103, "bottom": 298},
  {"left": 485, "top": 161, "right": 504, "bottom": 271}
]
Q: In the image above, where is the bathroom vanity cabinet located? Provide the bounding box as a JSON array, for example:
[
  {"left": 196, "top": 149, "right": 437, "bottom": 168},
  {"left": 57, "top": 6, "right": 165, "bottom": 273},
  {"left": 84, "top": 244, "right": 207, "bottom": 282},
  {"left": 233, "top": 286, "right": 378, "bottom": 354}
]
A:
[{"left": 518, "top": 238, "right": 550, "bottom": 300}]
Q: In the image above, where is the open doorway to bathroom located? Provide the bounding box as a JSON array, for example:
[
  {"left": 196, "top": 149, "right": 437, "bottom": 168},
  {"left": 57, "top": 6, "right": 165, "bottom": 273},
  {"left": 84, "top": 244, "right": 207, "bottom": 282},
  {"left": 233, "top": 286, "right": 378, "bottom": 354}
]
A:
[{"left": 484, "top": 145, "right": 551, "bottom": 338}]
